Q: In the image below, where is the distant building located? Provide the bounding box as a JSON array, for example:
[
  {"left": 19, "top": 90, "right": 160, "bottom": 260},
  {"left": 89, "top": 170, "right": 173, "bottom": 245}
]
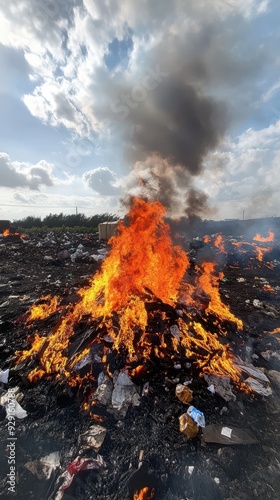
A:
[{"left": 224, "top": 218, "right": 240, "bottom": 221}]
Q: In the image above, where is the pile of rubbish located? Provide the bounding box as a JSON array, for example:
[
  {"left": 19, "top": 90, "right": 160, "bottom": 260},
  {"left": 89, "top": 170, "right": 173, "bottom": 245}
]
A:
[{"left": 0, "top": 229, "right": 280, "bottom": 499}]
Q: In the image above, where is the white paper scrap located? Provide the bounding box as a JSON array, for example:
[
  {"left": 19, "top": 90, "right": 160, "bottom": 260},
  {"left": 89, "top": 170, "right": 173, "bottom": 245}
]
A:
[
  {"left": 0, "top": 369, "right": 9, "bottom": 384},
  {"left": 221, "top": 427, "right": 232, "bottom": 438}
]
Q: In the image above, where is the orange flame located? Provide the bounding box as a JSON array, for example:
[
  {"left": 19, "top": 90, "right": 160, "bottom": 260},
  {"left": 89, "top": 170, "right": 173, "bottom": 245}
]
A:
[
  {"left": 2, "top": 228, "right": 25, "bottom": 239},
  {"left": 203, "top": 235, "right": 211, "bottom": 244},
  {"left": 134, "top": 487, "right": 154, "bottom": 500},
  {"left": 231, "top": 238, "right": 273, "bottom": 267},
  {"left": 196, "top": 262, "right": 243, "bottom": 329},
  {"left": 76, "top": 197, "right": 189, "bottom": 357},
  {"left": 16, "top": 197, "right": 242, "bottom": 388},
  {"left": 26, "top": 295, "right": 59, "bottom": 322},
  {"left": 254, "top": 245, "right": 271, "bottom": 262},
  {"left": 213, "top": 234, "right": 226, "bottom": 253},
  {"left": 270, "top": 327, "right": 280, "bottom": 335},
  {"left": 253, "top": 230, "right": 274, "bottom": 243}
]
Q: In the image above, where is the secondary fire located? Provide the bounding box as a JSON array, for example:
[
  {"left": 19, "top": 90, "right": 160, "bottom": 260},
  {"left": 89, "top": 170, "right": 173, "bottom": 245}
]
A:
[
  {"left": 2, "top": 228, "right": 25, "bottom": 239},
  {"left": 253, "top": 230, "right": 274, "bottom": 243},
  {"left": 16, "top": 197, "right": 246, "bottom": 397},
  {"left": 229, "top": 230, "right": 275, "bottom": 267},
  {"left": 134, "top": 487, "right": 154, "bottom": 500}
]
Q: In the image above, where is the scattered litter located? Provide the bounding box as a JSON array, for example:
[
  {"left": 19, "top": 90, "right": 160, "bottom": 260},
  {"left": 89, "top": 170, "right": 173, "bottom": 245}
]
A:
[
  {"left": 79, "top": 425, "right": 107, "bottom": 452},
  {"left": 138, "top": 449, "right": 144, "bottom": 469},
  {"left": 90, "top": 254, "right": 105, "bottom": 261},
  {"left": 111, "top": 371, "right": 140, "bottom": 414},
  {"left": 70, "top": 246, "right": 89, "bottom": 262},
  {"left": 97, "top": 248, "right": 108, "bottom": 255},
  {"left": 236, "top": 277, "right": 246, "bottom": 283},
  {"left": 221, "top": 426, "right": 233, "bottom": 438},
  {"left": 203, "top": 424, "right": 257, "bottom": 445},
  {"left": 25, "top": 451, "right": 60, "bottom": 480},
  {"left": 253, "top": 299, "right": 263, "bottom": 308},
  {"left": 261, "top": 350, "right": 280, "bottom": 362},
  {"left": 234, "top": 360, "right": 270, "bottom": 383},
  {"left": 142, "top": 382, "right": 149, "bottom": 396},
  {"left": 272, "top": 351, "right": 280, "bottom": 361},
  {"left": 187, "top": 406, "right": 205, "bottom": 427},
  {"left": 261, "top": 351, "right": 271, "bottom": 361},
  {"left": 103, "top": 334, "right": 114, "bottom": 343},
  {"left": 73, "top": 353, "right": 92, "bottom": 371},
  {"left": 0, "top": 390, "right": 27, "bottom": 419},
  {"left": 98, "top": 371, "right": 106, "bottom": 386},
  {"left": 57, "top": 249, "right": 70, "bottom": 260},
  {"left": 186, "top": 466, "right": 194, "bottom": 476},
  {"left": 267, "top": 370, "right": 280, "bottom": 390},
  {"left": 220, "top": 406, "right": 229, "bottom": 416},
  {"left": 43, "top": 255, "right": 53, "bottom": 262},
  {"left": 207, "top": 384, "right": 215, "bottom": 394},
  {"left": 55, "top": 455, "right": 106, "bottom": 500},
  {"left": 170, "top": 324, "right": 180, "bottom": 341},
  {"left": 204, "top": 373, "right": 236, "bottom": 402},
  {"left": 179, "top": 413, "right": 199, "bottom": 439},
  {"left": 0, "top": 368, "right": 9, "bottom": 384},
  {"left": 92, "top": 374, "right": 113, "bottom": 406},
  {"left": 175, "top": 384, "right": 193, "bottom": 404},
  {"left": 245, "top": 377, "right": 273, "bottom": 396},
  {"left": 0, "top": 301, "right": 10, "bottom": 308}
]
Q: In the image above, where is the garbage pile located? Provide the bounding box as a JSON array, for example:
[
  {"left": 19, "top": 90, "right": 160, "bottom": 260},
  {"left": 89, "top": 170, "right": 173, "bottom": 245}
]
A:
[{"left": 0, "top": 221, "right": 280, "bottom": 500}]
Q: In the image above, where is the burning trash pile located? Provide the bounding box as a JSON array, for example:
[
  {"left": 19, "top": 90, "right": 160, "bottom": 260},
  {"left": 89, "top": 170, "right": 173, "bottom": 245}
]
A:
[
  {"left": 1, "top": 198, "right": 280, "bottom": 500},
  {"left": 0, "top": 228, "right": 25, "bottom": 242},
  {"left": 15, "top": 198, "right": 248, "bottom": 393}
]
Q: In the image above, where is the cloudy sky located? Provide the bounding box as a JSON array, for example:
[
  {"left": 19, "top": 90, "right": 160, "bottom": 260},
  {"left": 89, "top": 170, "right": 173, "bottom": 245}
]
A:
[{"left": 0, "top": 0, "right": 279, "bottom": 222}]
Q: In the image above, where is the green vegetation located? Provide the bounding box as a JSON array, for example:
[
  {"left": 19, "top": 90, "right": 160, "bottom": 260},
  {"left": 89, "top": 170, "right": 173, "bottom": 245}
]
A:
[{"left": 13, "top": 213, "right": 119, "bottom": 233}]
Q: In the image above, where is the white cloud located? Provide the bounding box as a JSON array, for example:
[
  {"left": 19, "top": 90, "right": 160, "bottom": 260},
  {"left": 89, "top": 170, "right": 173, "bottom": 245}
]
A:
[
  {"left": 0, "top": 152, "right": 76, "bottom": 192},
  {"left": 236, "top": 121, "right": 280, "bottom": 151},
  {"left": 0, "top": 0, "right": 271, "bottom": 138},
  {"left": 0, "top": 150, "right": 122, "bottom": 220},
  {"left": 83, "top": 166, "right": 120, "bottom": 196},
  {"left": 0, "top": 152, "right": 54, "bottom": 190},
  {"left": 199, "top": 118, "right": 280, "bottom": 218}
]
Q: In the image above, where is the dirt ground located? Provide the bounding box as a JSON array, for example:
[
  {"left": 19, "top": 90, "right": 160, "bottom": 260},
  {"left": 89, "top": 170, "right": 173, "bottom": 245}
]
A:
[{"left": 0, "top": 231, "right": 280, "bottom": 500}]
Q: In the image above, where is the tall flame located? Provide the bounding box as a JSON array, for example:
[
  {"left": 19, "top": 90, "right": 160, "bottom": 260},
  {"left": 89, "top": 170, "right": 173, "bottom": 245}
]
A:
[
  {"left": 79, "top": 197, "right": 188, "bottom": 315},
  {"left": 16, "top": 197, "right": 243, "bottom": 388}
]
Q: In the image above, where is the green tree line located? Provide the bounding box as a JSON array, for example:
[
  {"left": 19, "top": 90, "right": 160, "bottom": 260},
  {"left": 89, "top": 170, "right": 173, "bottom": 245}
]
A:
[{"left": 14, "top": 212, "right": 119, "bottom": 230}]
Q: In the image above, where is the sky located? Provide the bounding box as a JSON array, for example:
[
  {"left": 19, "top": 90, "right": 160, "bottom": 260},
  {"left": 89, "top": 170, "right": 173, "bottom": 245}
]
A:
[{"left": 0, "top": 0, "right": 279, "bottom": 222}]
